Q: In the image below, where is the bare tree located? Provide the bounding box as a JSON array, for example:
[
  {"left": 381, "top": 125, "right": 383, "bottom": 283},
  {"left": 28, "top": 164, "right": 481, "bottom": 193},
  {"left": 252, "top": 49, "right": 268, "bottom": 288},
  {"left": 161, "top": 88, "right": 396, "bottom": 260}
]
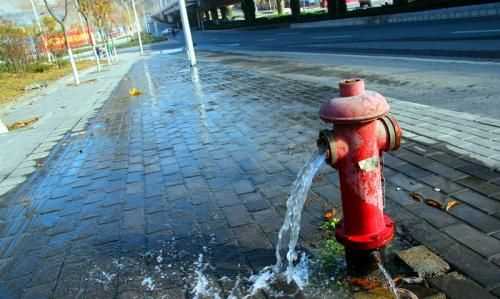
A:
[
  {"left": 43, "top": 0, "right": 80, "bottom": 85},
  {"left": 75, "top": 0, "right": 101, "bottom": 71},
  {"left": 86, "top": 0, "right": 114, "bottom": 65}
]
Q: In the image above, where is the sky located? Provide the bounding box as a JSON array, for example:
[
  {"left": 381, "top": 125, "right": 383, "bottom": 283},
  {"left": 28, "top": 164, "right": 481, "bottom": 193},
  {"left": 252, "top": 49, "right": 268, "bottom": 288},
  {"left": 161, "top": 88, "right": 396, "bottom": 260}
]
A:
[{"left": 0, "top": 2, "right": 22, "bottom": 14}]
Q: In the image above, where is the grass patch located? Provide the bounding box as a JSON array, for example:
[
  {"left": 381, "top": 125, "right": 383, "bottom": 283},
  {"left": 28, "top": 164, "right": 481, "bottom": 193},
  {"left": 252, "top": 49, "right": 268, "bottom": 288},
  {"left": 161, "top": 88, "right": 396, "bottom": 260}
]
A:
[
  {"left": 0, "top": 60, "right": 95, "bottom": 106},
  {"left": 319, "top": 216, "right": 344, "bottom": 271},
  {"left": 117, "top": 33, "right": 167, "bottom": 50}
]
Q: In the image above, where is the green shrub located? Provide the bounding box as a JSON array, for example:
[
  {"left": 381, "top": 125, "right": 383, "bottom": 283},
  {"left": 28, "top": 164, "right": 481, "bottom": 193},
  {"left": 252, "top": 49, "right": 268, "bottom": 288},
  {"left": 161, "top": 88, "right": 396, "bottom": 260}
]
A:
[
  {"left": 26, "top": 62, "right": 52, "bottom": 73},
  {"left": 55, "top": 59, "right": 69, "bottom": 69}
]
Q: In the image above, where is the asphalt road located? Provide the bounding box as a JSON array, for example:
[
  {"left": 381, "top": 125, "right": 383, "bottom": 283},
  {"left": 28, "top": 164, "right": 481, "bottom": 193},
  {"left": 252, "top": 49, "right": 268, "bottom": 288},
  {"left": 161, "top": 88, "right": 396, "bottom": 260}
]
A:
[
  {"left": 180, "top": 16, "right": 500, "bottom": 59},
  {"left": 144, "top": 16, "right": 500, "bottom": 118}
]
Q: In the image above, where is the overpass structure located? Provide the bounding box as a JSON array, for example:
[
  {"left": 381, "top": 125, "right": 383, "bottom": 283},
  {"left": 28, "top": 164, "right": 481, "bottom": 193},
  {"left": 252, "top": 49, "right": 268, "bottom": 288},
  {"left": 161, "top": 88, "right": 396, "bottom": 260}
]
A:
[{"left": 150, "top": 0, "right": 239, "bottom": 25}]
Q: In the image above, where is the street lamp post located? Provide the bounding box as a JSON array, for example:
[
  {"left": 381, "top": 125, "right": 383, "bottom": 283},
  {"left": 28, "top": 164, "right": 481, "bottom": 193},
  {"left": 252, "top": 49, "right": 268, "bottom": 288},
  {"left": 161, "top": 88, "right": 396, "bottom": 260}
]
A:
[
  {"left": 179, "top": 0, "right": 197, "bottom": 66},
  {"left": 131, "top": 0, "right": 144, "bottom": 55}
]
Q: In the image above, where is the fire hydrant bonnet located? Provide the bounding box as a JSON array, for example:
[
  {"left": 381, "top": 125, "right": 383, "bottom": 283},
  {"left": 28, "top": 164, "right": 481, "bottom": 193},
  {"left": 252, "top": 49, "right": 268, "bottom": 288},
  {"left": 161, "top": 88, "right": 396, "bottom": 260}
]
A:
[{"left": 319, "top": 79, "right": 390, "bottom": 124}]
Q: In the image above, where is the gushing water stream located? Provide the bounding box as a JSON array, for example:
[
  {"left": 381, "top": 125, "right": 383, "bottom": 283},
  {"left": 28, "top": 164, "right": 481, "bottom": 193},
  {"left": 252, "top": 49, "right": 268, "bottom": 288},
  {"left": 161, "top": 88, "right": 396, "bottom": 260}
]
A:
[
  {"left": 377, "top": 262, "right": 400, "bottom": 299},
  {"left": 275, "top": 151, "right": 326, "bottom": 281}
]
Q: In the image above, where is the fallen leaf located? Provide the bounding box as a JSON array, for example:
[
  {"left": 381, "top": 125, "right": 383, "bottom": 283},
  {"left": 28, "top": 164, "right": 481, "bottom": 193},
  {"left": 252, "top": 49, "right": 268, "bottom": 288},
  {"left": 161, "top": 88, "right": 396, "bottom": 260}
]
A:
[
  {"left": 348, "top": 277, "right": 381, "bottom": 290},
  {"left": 129, "top": 88, "right": 142, "bottom": 96},
  {"left": 424, "top": 198, "right": 443, "bottom": 209},
  {"left": 324, "top": 208, "right": 337, "bottom": 221},
  {"left": 409, "top": 192, "right": 424, "bottom": 202},
  {"left": 445, "top": 200, "right": 460, "bottom": 211},
  {"left": 7, "top": 117, "right": 39, "bottom": 130}
]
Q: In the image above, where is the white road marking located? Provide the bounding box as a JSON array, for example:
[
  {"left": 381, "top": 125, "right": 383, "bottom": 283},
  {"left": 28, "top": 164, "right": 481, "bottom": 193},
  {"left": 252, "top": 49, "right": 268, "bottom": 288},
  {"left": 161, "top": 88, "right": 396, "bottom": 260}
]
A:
[
  {"left": 310, "top": 35, "right": 352, "bottom": 39},
  {"left": 314, "top": 52, "right": 500, "bottom": 66},
  {"left": 159, "top": 48, "right": 184, "bottom": 54},
  {"left": 452, "top": 29, "right": 500, "bottom": 34},
  {"left": 229, "top": 49, "right": 500, "bottom": 66}
]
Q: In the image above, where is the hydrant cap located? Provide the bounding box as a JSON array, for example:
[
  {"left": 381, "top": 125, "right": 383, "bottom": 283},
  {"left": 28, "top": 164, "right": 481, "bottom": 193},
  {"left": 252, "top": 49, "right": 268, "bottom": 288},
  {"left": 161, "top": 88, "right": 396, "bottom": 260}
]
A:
[{"left": 320, "top": 79, "right": 390, "bottom": 124}]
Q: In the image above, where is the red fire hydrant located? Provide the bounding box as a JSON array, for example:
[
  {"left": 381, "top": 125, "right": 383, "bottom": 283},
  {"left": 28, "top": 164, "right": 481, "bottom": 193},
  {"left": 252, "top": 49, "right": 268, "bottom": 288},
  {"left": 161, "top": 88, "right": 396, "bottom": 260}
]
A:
[{"left": 317, "top": 78, "right": 402, "bottom": 274}]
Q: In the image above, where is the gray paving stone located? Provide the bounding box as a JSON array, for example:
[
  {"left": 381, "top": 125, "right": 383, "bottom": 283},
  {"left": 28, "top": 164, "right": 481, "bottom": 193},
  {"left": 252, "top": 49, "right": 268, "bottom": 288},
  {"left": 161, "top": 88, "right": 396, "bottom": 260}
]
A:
[
  {"left": 451, "top": 190, "right": 500, "bottom": 215},
  {"left": 406, "top": 203, "right": 459, "bottom": 229},
  {"left": 311, "top": 184, "right": 341, "bottom": 206},
  {"left": 396, "top": 210, "right": 455, "bottom": 253},
  {"left": 223, "top": 205, "right": 251, "bottom": 227},
  {"left": 397, "top": 245, "right": 450, "bottom": 277},
  {"left": 244, "top": 197, "right": 270, "bottom": 212},
  {"left": 233, "top": 179, "right": 255, "bottom": 195},
  {"left": 449, "top": 204, "right": 500, "bottom": 234},
  {"left": 387, "top": 173, "right": 425, "bottom": 192},
  {"left": 397, "top": 163, "right": 434, "bottom": 180},
  {"left": 430, "top": 272, "right": 497, "bottom": 299},
  {"left": 420, "top": 175, "right": 466, "bottom": 194},
  {"left": 232, "top": 224, "right": 272, "bottom": 252},
  {"left": 213, "top": 190, "right": 240, "bottom": 207},
  {"left": 457, "top": 163, "right": 500, "bottom": 181},
  {"left": 38, "top": 198, "right": 64, "bottom": 215},
  {"left": 418, "top": 161, "right": 468, "bottom": 181},
  {"left": 441, "top": 242, "right": 500, "bottom": 289},
  {"left": 252, "top": 208, "right": 282, "bottom": 233},
  {"left": 21, "top": 283, "right": 53, "bottom": 299},
  {"left": 442, "top": 223, "right": 500, "bottom": 258}
]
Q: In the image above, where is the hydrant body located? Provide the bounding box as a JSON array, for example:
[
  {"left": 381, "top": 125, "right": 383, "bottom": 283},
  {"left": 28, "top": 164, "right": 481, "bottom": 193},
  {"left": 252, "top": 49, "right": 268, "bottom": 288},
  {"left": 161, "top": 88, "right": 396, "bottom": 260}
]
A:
[{"left": 318, "top": 79, "right": 402, "bottom": 252}]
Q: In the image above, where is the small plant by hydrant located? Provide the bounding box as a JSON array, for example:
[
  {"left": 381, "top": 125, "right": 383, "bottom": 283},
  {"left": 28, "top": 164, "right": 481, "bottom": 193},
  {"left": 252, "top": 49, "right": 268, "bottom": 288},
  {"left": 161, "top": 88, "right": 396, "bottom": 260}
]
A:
[{"left": 319, "top": 216, "right": 344, "bottom": 271}]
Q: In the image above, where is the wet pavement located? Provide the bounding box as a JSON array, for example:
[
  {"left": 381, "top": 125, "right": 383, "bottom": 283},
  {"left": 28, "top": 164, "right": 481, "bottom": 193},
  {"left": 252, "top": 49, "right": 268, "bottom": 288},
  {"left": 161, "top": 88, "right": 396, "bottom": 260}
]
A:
[
  {"left": 1, "top": 51, "right": 500, "bottom": 298},
  {"left": 0, "top": 54, "right": 340, "bottom": 299}
]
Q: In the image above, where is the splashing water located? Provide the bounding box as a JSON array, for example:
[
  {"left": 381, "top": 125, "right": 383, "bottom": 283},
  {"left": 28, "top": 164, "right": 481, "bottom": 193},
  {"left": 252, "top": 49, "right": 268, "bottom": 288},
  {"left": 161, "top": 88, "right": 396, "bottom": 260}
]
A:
[
  {"left": 192, "top": 254, "right": 223, "bottom": 299},
  {"left": 275, "top": 151, "right": 326, "bottom": 283},
  {"left": 377, "top": 262, "right": 400, "bottom": 299}
]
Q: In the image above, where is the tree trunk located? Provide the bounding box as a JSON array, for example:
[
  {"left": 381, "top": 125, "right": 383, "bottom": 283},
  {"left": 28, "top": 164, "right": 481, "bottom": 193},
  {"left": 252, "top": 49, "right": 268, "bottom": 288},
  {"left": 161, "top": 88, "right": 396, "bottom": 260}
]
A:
[
  {"left": 290, "top": 0, "right": 301, "bottom": 18},
  {"left": 276, "top": 0, "right": 284, "bottom": 14},
  {"left": 62, "top": 25, "right": 80, "bottom": 85},
  {"left": 220, "top": 7, "right": 228, "bottom": 20},
  {"left": 328, "top": 0, "right": 346, "bottom": 16},
  {"left": 329, "top": 0, "right": 346, "bottom": 16},
  {"left": 210, "top": 8, "right": 219, "bottom": 20},
  {"left": 83, "top": 16, "right": 101, "bottom": 72},
  {"left": 110, "top": 33, "right": 118, "bottom": 62},
  {"left": 241, "top": 0, "right": 256, "bottom": 23},
  {"left": 101, "top": 29, "right": 112, "bottom": 65}
]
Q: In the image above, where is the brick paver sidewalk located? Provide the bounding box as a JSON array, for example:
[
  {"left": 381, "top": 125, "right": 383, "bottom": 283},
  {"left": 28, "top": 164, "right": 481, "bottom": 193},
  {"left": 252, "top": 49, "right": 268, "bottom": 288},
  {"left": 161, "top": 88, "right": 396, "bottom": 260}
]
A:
[
  {"left": 0, "top": 52, "right": 499, "bottom": 298},
  {"left": 0, "top": 53, "right": 141, "bottom": 198}
]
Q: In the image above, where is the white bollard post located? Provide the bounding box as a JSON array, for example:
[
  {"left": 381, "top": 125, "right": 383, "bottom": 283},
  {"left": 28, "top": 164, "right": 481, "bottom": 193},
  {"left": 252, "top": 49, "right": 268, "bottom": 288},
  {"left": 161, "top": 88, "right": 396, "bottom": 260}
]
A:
[
  {"left": 0, "top": 119, "right": 8, "bottom": 134},
  {"left": 179, "top": 0, "right": 197, "bottom": 66}
]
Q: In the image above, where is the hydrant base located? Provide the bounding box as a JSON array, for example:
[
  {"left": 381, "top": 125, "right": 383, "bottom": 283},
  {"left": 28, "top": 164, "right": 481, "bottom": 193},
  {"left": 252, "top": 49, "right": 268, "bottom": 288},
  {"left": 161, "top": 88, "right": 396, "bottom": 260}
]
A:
[{"left": 335, "top": 214, "right": 394, "bottom": 251}]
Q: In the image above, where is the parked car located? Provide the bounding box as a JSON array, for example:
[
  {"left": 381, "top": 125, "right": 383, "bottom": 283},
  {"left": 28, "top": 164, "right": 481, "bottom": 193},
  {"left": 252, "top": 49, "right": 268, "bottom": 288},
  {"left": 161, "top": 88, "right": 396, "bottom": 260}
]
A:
[
  {"left": 160, "top": 28, "right": 173, "bottom": 36},
  {"left": 360, "top": 0, "right": 393, "bottom": 8},
  {"left": 346, "top": 0, "right": 361, "bottom": 11}
]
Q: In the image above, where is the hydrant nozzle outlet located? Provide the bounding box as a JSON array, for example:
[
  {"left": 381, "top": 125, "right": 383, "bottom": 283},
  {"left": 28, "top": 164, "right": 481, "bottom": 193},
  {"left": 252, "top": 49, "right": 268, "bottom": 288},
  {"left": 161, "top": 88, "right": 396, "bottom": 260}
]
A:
[{"left": 317, "top": 129, "right": 336, "bottom": 166}]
